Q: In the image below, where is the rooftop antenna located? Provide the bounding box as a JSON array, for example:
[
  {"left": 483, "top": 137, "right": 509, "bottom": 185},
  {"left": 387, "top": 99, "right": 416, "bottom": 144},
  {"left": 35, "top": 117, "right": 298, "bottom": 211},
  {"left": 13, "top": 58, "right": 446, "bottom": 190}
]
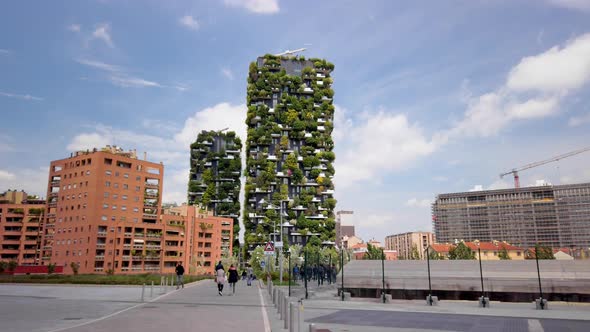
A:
[{"left": 275, "top": 48, "right": 307, "bottom": 57}]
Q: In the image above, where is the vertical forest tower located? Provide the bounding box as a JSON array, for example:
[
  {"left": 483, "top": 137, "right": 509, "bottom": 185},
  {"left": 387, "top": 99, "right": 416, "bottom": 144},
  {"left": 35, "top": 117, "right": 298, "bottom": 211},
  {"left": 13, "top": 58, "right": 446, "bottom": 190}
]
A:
[
  {"left": 244, "top": 54, "right": 337, "bottom": 250},
  {"left": 188, "top": 131, "right": 242, "bottom": 252}
]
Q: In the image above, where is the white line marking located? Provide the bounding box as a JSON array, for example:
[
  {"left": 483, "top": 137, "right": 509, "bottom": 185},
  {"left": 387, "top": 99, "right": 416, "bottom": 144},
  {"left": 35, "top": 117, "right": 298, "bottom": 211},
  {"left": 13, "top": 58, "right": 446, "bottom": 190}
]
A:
[
  {"left": 257, "top": 282, "right": 271, "bottom": 332},
  {"left": 44, "top": 280, "right": 206, "bottom": 332},
  {"left": 528, "top": 319, "right": 545, "bottom": 332}
]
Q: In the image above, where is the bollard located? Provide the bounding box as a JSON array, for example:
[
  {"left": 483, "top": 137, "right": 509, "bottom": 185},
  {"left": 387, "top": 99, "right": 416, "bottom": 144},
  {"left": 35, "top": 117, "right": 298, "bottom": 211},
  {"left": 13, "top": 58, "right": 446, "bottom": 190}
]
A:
[
  {"left": 298, "top": 299, "right": 304, "bottom": 332},
  {"left": 150, "top": 281, "right": 154, "bottom": 298},
  {"left": 278, "top": 291, "right": 283, "bottom": 315},
  {"left": 289, "top": 302, "right": 296, "bottom": 332},
  {"left": 141, "top": 283, "right": 145, "bottom": 302},
  {"left": 273, "top": 288, "right": 277, "bottom": 306},
  {"left": 309, "top": 323, "right": 316, "bottom": 332},
  {"left": 283, "top": 295, "right": 289, "bottom": 329}
]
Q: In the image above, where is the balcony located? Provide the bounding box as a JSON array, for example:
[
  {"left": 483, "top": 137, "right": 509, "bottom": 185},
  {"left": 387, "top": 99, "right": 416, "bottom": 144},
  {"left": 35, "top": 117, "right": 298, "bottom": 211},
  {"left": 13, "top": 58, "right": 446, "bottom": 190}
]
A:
[
  {"left": 146, "top": 245, "right": 161, "bottom": 250},
  {"left": 97, "top": 231, "right": 107, "bottom": 237},
  {"left": 144, "top": 256, "right": 160, "bottom": 261},
  {"left": 121, "top": 255, "right": 131, "bottom": 260},
  {"left": 145, "top": 182, "right": 159, "bottom": 189},
  {"left": 124, "top": 232, "right": 132, "bottom": 237},
  {"left": 131, "top": 267, "right": 143, "bottom": 271},
  {"left": 44, "top": 234, "right": 54, "bottom": 239},
  {"left": 133, "top": 244, "right": 144, "bottom": 249},
  {"left": 42, "top": 245, "right": 52, "bottom": 250},
  {"left": 143, "top": 213, "right": 157, "bottom": 219},
  {"left": 48, "top": 202, "right": 57, "bottom": 208},
  {"left": 132, "top": 256, "right": 143, "bottom": 260},
  {"left": 49, "top": 192, "right": 58, "bottom": 198},
  {"left": 42, "top": 256, "right": 51, "bottom": 260},
  {"left": 95, "top": 255, "right": 105, "bottom": 261},
  {"left": 96, "top": 243, "right": 106, "bottom": 249},
  {"left": 144, "top": 266, "right": 160, "bottom": 271},
  {"left": 123, "top": 244, "right": 131, "bottom": 248},
  {"left": 51, "top": 180, "right": 61, "bottom": 186},
  {"left": 94, "top": 268, "right": 104, "bottom": 272},
  {"left": 45, "top": 223, "right": 55, "bottom": 228},
  {"left": 144, "top": 193, "right": 158, "bottom": 199},
  {"left": 146, "top": 233, "right": 162, "bottom": 239}
]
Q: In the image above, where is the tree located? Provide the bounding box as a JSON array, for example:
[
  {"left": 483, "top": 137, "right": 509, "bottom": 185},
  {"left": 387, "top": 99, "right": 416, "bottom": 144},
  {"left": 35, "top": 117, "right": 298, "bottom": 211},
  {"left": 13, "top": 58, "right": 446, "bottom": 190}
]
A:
[
  {"left": 498, "top": 247, "right": 511, "bottom": 260},
  {"left": 47, "top": 263, "right": 56, "bottom": 274},
  {"left": 70, "top": 262, "right": 79, "bottom": 275},
  {"left": 0, "top": 261, "right": 7, "bottom": 273},
  {"left": 409, "top": 245, "right": 421, "bottom": 260},
  {"left": 428, "top": 249, "right": 441, "bottom": 260},
  {"left": 534, "top": 243, "right": 555, "bottom": 259},
  {"left": 364, "top": 244, "right": 383, "bottom": 260},
  {"left": 449, "top": 242, "right": 475, "bottom": 260},
  {"left": 7, "top": 260, "right": 17, "bottom": 272}
]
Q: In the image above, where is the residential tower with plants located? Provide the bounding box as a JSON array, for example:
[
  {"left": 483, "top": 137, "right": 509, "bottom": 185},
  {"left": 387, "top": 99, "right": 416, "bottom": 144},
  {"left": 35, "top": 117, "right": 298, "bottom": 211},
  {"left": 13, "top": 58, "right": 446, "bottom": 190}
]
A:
[
  {"left": 244, "top": 54, "right": 337, "bottom": 251},
  {"left": 188, "top": 130, "right": 242, "bottom": 252}
]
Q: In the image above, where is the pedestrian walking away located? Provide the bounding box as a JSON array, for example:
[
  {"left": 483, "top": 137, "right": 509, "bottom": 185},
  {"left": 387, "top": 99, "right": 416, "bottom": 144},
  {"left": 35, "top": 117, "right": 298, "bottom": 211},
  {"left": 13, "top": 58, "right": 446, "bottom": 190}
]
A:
[
  {"left": 246, "top": 264, "right": 254, "bottom": 286},
  {"left": 228, "top": 264, "right": 239, "bottom": 294},
  {"left": 241, "top": 269, "right": 247, "bottom": 280},
  {"left": 293, "top": 264, "right": 300, "bottom": 281},
  {"left": 175, "top": 261, "right": 185, "bottom": 289},
  {"left": 215, "top": 261, "right": 226, "bottom": 296}
]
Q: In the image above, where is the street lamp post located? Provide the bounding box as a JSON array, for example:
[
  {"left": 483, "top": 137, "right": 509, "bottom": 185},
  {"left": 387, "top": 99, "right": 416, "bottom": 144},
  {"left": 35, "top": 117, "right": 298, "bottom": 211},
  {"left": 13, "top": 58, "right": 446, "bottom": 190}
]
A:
[
  {"left": 478, "top": 248, "right": 486, "bottom": 307},
  {"left": 425, "top": 247, "right": 433, "bottom": 305}
]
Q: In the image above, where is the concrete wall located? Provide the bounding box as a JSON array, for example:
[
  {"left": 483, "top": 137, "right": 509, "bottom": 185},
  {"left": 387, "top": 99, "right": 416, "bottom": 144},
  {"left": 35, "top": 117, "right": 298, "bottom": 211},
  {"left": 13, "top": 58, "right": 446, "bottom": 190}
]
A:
[{"left": 337, "top": 260, "right": 590, "bottom": 297}]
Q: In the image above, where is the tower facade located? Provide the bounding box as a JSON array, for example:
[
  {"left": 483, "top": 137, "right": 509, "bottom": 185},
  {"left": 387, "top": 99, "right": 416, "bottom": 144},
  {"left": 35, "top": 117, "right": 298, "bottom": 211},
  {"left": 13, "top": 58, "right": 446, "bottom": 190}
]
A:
[
  {"left": 188, "top": 130, "right": 242, "bottom": 252},
  {"left": 244, "top": 54, "right": 337, "bottom": 250}
]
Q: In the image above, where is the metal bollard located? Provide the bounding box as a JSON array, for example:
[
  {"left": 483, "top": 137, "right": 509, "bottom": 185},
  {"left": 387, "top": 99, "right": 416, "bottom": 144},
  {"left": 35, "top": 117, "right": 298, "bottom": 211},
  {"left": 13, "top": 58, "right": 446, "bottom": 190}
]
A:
[
  {"left": 289, "top": 302, "right": 296, "bottom": 332},
  {"left": 299, "top": 299, "right": 304, "bottom": 332},
  {"left": 278, "top": 291, "right": 283, "bottom": 315},
  {"left": 309, "top": 323, "right": 317, "bottom": 332},
  {"left": 141, "top": 283, "right": 145, "bottom": 302},
  {"left": 273, "top": 288, "right": 277, "bottom": 305},
  {"left": 283, "top": 296, "right": 289, "bottom": 329},
  {"left": 150, "top": 281, "right": 154, "bottom": 297}
]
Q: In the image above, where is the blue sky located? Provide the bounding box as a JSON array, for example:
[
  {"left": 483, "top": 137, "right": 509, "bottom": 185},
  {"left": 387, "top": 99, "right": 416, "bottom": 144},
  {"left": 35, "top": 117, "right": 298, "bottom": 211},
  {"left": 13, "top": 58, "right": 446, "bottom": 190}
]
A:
[{"left": 2, "top": 0, "right": 590, "bottom": 243}]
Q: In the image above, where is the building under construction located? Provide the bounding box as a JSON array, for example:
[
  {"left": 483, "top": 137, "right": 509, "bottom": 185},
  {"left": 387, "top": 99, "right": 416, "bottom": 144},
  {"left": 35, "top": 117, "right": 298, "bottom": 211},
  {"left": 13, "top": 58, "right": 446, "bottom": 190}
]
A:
[{"left": 432, "top": 182, "right": 590, "bottom": 249}]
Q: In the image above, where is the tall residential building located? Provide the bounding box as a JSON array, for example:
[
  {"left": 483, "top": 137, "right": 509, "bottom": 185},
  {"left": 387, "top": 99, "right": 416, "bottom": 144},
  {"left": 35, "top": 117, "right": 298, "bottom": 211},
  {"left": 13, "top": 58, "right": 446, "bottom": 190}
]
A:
[
  {"left": 432, "top": 182, "right": 590, "bottom": 249},
  {"left": 187, "top": 130, "right": 242, "bottom": 252},
  {"left": 384, "top": 231, "right": 435, "bottom": 260},
  {"left": 0, "top": 190, "right": 45, "bottom": 265},
  {"left": 44, "top": 146, "right": 164, "bottom": 274},
  {"left": 161, "top": 205, "right": 233, "bottom": 275},
  {"left": 244, "top": 54, "right": 336, "bottom": 250}
]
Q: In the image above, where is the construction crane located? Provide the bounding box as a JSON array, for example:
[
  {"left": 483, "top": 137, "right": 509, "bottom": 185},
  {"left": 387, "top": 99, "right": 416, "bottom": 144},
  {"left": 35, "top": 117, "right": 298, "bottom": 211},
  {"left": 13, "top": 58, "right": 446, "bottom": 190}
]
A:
[
  {"left": 274, "top": 48, "right": 306, "bottom": 57},
  {"left": 500, "top": 146, "right": 590, "bottom": 188}
]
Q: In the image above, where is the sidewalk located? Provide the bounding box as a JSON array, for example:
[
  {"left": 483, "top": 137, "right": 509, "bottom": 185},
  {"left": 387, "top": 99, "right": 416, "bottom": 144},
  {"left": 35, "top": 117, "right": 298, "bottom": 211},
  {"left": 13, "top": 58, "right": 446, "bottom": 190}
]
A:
[{"left": 59, "top": 279, "right": 269, "bottom": 332}]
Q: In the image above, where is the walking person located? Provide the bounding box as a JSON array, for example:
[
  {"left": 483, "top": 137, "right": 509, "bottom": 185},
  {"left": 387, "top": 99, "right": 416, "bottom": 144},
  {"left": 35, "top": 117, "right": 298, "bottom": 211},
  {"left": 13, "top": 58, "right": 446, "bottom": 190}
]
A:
[
  {"left": 215, "top": 261, "right": 226, "bottom": 296},
  {"left": 246, "top": 264, "right": 254, "bottom": 286},
  {"left": 293, "top": 264, "right": 300, "bottom": 281},
  {"left": 228, "top": 264, "right": 239, "bottom": 295},
  {"left": 175, "top": 262, "right": 185, "bottom": 289}
]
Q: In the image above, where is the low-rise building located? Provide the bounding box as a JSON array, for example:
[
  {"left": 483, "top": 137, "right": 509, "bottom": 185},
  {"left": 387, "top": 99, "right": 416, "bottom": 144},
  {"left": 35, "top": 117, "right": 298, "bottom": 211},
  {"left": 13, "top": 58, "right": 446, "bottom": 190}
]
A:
[{"left": 428, "top": 240, "right": 525, "bottom": 260}]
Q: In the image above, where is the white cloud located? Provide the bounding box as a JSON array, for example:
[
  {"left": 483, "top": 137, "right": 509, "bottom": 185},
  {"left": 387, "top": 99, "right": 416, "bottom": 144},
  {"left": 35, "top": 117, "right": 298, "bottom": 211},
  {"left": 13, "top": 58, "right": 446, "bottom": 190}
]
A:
[
  {"left": 223, "top": 0, "right": 280, "bottom": 14},
  {"left": 547, "top": 0, "right": 590, "bottom": 11},
  {"left": 108, "top": 75, "right": 162, "bottom": 88},
  {"left": 68, "top": 24, "right": 81, "bottom": 32},
  {"left": 179, "top": 15, "right": 200, "bottom": 31},
  {"left": 405, "top": 198, "right": 432, "bottom": 208},
  {"left": 0, "top": 170, "right": 16, "bottom": 181},
  {"left": 0, "top": 91, "right": 43, "bottom": 101},
  {"left": 75, "top": 58, "right": 121, "bottom": 72},
  {"left": 175, "top": 102, "right": 247, "bottom": 147},
  {"left": 506, "top": 33, "right": 590, "bottom": 93},
  {"left": 568, "top": 112, "right": 590, "bottom": 126},
  {"left": 92, "top": 23, "right": 114, "bottom": 48},
  {"left": 221, "top": 68, "right": 234, "bottom": 80},
  {"left": 66, "top": 133, "right": 112, "bottom": 151},
  {"left": 0, "top": 167, "right": 48, "bottom": 197},
  {"left": 334, "top": 110, "right": 437, "bottom": 187},
  {"left": 75, "top": 58, "right": 163, "bottom": 89}
]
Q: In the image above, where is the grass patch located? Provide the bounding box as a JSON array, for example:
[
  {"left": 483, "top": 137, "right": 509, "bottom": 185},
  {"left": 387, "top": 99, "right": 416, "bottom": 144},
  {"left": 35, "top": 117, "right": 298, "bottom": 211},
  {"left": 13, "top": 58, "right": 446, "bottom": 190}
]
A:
[{"left": 0, "top": 274, "right": 212, "bottom": 285}]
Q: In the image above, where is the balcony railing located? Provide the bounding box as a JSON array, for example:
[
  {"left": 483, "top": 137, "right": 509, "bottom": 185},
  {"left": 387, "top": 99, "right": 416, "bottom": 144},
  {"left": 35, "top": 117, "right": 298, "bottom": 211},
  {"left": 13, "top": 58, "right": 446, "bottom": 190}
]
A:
[
  {"left": 97, "top": 231, "right": 107, "bottom": 236},
  {"left": 96, "top": 243, "right": 106, "bottom": 249},
  {"left": 95, "top": 255, "right": 105, "bottom": 261}
]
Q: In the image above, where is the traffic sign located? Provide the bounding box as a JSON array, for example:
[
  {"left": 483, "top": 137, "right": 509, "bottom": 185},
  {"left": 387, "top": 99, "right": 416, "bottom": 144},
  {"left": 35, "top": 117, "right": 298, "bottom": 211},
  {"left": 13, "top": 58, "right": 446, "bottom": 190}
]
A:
[{"left": 264, "top": 242, "right": 275, "bottom": 256}]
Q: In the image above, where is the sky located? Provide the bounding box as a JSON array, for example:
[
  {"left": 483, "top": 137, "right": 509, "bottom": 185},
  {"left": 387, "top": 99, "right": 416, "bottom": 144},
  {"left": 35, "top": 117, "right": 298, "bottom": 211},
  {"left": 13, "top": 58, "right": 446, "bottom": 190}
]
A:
[{"left": 2, "top": 0, "right": 590, "bottom": 244}]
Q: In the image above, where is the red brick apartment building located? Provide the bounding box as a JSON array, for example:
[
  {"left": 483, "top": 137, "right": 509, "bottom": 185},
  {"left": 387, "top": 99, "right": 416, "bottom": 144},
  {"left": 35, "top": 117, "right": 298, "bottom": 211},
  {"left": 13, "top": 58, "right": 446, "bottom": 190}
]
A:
[
  {"left": 44, "top": 146, "right": 164, "bottom": 274},
  {"left": 41, "top": 145, "right": 233, "bottom": 275},
  {"left": 161, "top": 205, "right": 233, "bottom": 275},
  {"left": 0, "top": 190, "right": 46, "bottom": 265}
]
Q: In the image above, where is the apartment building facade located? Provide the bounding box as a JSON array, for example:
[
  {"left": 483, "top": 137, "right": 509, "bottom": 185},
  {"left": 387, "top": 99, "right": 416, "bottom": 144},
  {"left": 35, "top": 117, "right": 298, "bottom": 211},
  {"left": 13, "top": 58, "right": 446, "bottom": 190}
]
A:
[
  {"left": 433, "top": 182, "right": 590, "bottom": 249},
  {"left": 44, "top": 146, "right": 164, "bottom": 274},
  {"left": 0, "top": 190, "right": 45, "bottom": 265},
  {"left": 161, "top": 205, "right": 233, "bottom": 275},
  {"left": 187, "top": 130, "right": 242, "bottom": 253},
  {"left": 244, "top": 54, "right": 337, "bottom": 250},
  {"left": 385, "top": 231, "right": 435, "bottom": 260}
]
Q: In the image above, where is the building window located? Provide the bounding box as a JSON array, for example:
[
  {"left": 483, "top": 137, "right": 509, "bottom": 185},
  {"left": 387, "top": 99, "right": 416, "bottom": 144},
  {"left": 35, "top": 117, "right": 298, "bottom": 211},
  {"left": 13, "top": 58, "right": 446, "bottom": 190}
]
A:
[
  {"left": 114, "top": 183, "right": 119, "bottom": 189},
  {"left": 135, "top": 186, "right": 140, "bottom": 192},
  {"left": 86, "top": 171, "right": 90, "bottom": 175},
  {"left": 115, "top": 172, "right": 119, "bottom": 177},
  {"left": 133, "top": 207, "right": 139, "bottom": 212},
  {"left": 112, "top": 205, "right": 117, "bottom": 210},
  {"left": 101, "top": 216, "right": 107, "bottom": 221},
  {"left": 103, "top": 203, "right": 108, "bottom": 209},
  {"left": 122, "top": 195, "right": 128, "bottom": 200},
  {"left": 105, "top": 181, "right": 111, "bottom": 187},
  {"left": 104, "top": 192, "right": 109, "bottom": 198},
  {"left": 121, "top": 206, "right": 127, "bottom": 211},
  {"left": 106, "top": 170, "right": 112, "bottom": 176},
  {"left": 123, "top": 184, "right": 128, "bottom": 189},
  {"left": 134, "top": 197, "right": 139, "bottom": 202}
]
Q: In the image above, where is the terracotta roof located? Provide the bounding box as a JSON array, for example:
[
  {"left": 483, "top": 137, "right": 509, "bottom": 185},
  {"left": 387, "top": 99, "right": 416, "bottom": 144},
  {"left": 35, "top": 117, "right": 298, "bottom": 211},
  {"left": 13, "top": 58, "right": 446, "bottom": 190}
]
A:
[
  {"left": 349, "top": 243, "right": 367, "bottom": 250},
  {"left": 430, "top": 244, "right": 452, "bottom": 253},
  {"left": 465, "top": 242, "right": 523, "bottom": 251}
]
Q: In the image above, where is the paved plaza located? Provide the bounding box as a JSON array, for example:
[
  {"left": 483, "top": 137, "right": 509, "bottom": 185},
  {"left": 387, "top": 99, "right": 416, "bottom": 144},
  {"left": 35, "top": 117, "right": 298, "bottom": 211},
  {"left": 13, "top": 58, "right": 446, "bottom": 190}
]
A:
[{"left": 1, "top": 280, "right": 590, "bottom": 332}]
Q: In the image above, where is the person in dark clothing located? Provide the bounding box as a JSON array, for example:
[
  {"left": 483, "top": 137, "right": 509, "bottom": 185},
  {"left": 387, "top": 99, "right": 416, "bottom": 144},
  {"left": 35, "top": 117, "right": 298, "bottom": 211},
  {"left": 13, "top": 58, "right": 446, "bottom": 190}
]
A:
[
  {"left": 241, "top": 270, "right": 247, "bottom": 280},
  {"left": 228, "top": 264, "right": 239, "bottom": 294},
  {"left": 215, "top": 261, "right": 225, "bottom": 295},
  {"left": 318, "top": 265, "right": 325, "bottom": 285},
  {"left": 175, "top": 262, "right": 185, "bottom": 289}
]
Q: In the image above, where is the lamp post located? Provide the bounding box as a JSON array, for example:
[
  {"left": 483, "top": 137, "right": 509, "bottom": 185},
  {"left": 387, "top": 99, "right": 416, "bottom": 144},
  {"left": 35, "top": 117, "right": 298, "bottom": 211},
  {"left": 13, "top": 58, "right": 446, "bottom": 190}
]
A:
[
  {"left": 478, "top": 247, "right": 486, "bottom": 307},
  {"left": 288, "top": 248, "right": 291, "bottom": 296},
  {"left": 425, "top": 247, "right": 433, "bottom": 305},
  {"left": 535, "top": 246, "right": 545, "bottom": 309},
  {"left": 278, "top": 200, "right": 290, "bottom": 284},
  {"left": 381, "top": 248, "right": 386, "bottom": 303}
]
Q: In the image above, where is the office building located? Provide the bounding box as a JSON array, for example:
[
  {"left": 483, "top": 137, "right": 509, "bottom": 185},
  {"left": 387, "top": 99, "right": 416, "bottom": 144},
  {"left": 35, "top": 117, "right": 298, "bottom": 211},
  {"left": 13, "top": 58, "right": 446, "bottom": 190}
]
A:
[
  {"left": 244, "top": 54, "right": 336, "bottom": 249},
  {"left": 432, "top": 182, "right": 590, "bottom": 249},
  {"left": 385, "top": 231, "right": 435, "bottom": 260},
  {"left": 0, "top": 190, "right": 45, "bottom": 265}
]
